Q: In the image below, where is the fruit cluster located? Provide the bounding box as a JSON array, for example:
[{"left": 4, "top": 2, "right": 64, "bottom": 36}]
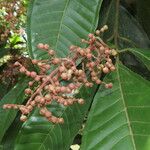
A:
[
  {"left": 0, "top": 0, "right": 26, "bottom": 42},
  {"left": 3, "top": 26, "right": 117, "bottom": 124}
]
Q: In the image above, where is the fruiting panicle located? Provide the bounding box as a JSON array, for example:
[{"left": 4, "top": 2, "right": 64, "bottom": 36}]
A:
[{"left": 3, "top": 25, "right": 116, "bottom": 124}]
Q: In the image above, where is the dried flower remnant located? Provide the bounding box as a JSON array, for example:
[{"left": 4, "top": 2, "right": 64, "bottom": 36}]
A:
[{"left": 3, "top": 25, "right": 117, "bottom": 124}]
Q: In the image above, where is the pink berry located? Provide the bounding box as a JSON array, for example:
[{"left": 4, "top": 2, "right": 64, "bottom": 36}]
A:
[
  {"left": 87, "top": 53, "right": 92, "bottom": 59},
  {"left": 20, "top": 115, "right": 27, "bottom": 122},
  {"left": 37, "top": 43, "right": 44, "bottom": 49},
  {"left": 25, "top": 88, "right": 32, "bottom": 95},
  {"left": 103, "top": 67, "right": 109, "bottom": 74},
  {"left": 30, "top": 71, "right": 37, "bottom": 78},
  {"left": 14, "top": 61, "right": 20, "bottom": 66},
  {"left": 19, "top": 67, "right": 26, "bottom": 73}
]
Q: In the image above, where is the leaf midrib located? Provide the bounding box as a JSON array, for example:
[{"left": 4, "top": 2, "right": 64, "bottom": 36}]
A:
[
  {"left": 116, "top": 63, "right": 136, "bottom": 150},
  {"left": 38, "top": 1, "right": 70, "bottom": 149},
  {"left": 54, "top": 0, "right": 70, "bottom": 51}
]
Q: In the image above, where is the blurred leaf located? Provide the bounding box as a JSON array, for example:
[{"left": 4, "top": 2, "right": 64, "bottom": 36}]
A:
[
  {"left": 0, "top": 79, "right": 28, "bottom": 142},
  {"left": 137, "top": 0, "right": 150, "bottom": 39},
  {"left": 0, "top": 47, "right": 10, "bottom": 58},
  {"left": 128, "top": 48, "right": 150, "bottom": 71},
  {"left": 1, "top": 114, "right": 23, "bottom": 150},
  {"left": 81, "top": 63, "right": 150, "bottom": 150},
  {"left": 27, "top": 0, "right": 103, "bottom": 59},
  {"left": 119, "top": 51, "right": 150, "bottom": 81},
  {"left": 99, "top": 0, "right": 150, "bottom": 49}
]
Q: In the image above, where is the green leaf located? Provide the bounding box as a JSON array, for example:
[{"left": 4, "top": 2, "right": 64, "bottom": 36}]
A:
[
  {"left": 0, "top": 79, "right": 28, "bottom": 142},
  {"left": 14, "top": 85, "right": 98, "bottom": 150},
  {"left": 128, "top": 48, "right": 150, "bottom": 71},
  {"left": 137, "top": 0, "right": 150, "bottom": 39},
  {"left": 81, "top": 63, "right": 150, "bottom": 150},
  {"left": 1, "top": 115, "right": 23, "bottom": 150},
  {"left": 0, "top": 145, "right": 3, "bottom": 150},
  {"left": 27, "top": 0, "right": 103, "bottom": 59},
  {"left": 0, "top": 47, "right": 10, "bottom": 58}
]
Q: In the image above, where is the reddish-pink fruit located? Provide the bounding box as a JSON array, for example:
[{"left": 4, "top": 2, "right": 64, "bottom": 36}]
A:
[
  {"left": 95, "top": 30, "right": 100, "bottom": 35},
  {"left": 44, "top": 44, "right": 49, "bottom": 50},
  {"left": 45, "top": 111, "right": 52, "bottom": 118},
  {"left": 96, "top": 79, "right": 101, "bottom": 84},
  {"left": 26, "top": 71, "right": 31, "bottom": 76},
  {"left": 45, "top": 94, "right": 51, "bottom": 100},
  {"left": 105, "top": 49, "right": 110, "bottom": 55},
  {"left": 58, "top": 118, "right": 64, "bottom": 124},
  {"left": 27, "top": 105, "right": 33, "bottom": 111},
  {"left": 91, "top": 71, "right": 97, "bottom": 77},
  {"left": 105, "top": 83, "right": 113, "bottom": 89},
  {"left": 48, "top": 50, "right": 55, "bottom": 55},
  {"left": 40, "top": 108, "right": 46, "bottom": 115},
  {"left": 30, "top": 71, "right": 37, "bottom": 78},
  {"left": 45, "top": 64, "right": 50, "bottom": 70},
  {"left": 19, "top": 67, "right": 26, "bottom": 73},
  {"left": 61, "top": 73, "right": 68, "bottom": 80},
  {"left": 37, "top": 43, "right": 44, "bottom": 49},
  {"left": 55, "top": 86, "right": 61, "bottom": 92},
  {"left": 78, "top": 99, "right": 84, "bottom": 104},
  {"left": 14, "top": 61, "right": 20, "bottom": 66},
  {"left": 32, "top": 59, "right": 38, "bottom": 64},
  {"left": 28, "top": 81, "right": 34, "bottom": 86},
  {"left": 52, "top": 58, "right": 61, "bottom": 64},
  {"left": 88, "top": 33, "right": 94, "bottom": 39},
  {"left": 103, "top": 67, "right": 109, "bottom": 73},
  {"left": 68, "top": 83, "right": 75, "bottom": 90},
  {"left": 69, "top": 45, "right": 76, "bottom": 50},
  {"left": 60, "top": 86, "right": 66, "bottom": 93},
  {"left": 30, "top": 101, "right": 36, "bottom": 106},
  {"left": 25, "top": 88, "right": 32, "bottom": 95},
  {"left": 59, "top": 66, "right": 65, "bottom": 72},
  {"left": 20, "top": 115, "right": 27, "bottom": 122},
  {"left": 40, "top": 98, "right": 45, "bottom": 104},
  {"left": 89, "top": 62, "right": 95, "bottom": 68},
  {"left": 35, "top": 76, "right": 41, "bottom": 81},
  {"left": 87, "top": 53, "right": 92, "bottom": 59},
  {"left": 110, "top": 66, "right": 116, "bottom": 71}
]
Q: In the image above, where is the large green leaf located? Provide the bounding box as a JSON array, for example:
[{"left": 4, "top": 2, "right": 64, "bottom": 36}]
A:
[
  {"left": 81, "top": 63, "right": 150, "bottom": 150},
  {"left": 15, "top": 85, "right": 98, "bottom": 150},
  {"left": 0, "top": 79, "right": 28, "bottom": 143},
  {"left": 14, "top": 0, "right": 103, "bottom": 149},
  {"left": 27, "top": 0, "right": 103, "bottom": 59}
]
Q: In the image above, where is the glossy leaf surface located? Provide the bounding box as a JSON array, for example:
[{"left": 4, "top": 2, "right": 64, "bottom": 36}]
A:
[
  {"left": 14, "top": 0, "right": 103, "bottom": 149},
  {"left": 0, "top": 79, "right": 28, "bottom": 142},
  {"left": 27, "top": 0, "right": 103, "bottom": 59},
  {"left": 81, "top": 63, "right": 150, "bottom": 150}
]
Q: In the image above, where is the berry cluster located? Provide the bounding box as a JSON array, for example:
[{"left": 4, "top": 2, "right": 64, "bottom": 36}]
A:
[
  {"left": 0, "top": 0, "right": 26, "bottom": 42},
  {"left": 3, "top": 25, "right": 117, "bottom": 124}
]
